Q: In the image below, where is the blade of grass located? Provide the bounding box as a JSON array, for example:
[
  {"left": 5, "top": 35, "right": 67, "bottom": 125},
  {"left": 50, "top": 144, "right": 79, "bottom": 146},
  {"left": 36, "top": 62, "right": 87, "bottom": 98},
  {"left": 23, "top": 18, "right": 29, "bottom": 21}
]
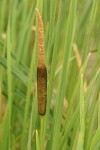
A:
[
  {"left": 21, "top": 11, "right": 38, "bottom": 150},
  {"left": 85, "top": 74, "right": 100, "bottom": 149},
  {"left": 83, "top": 0, "right": 99, "bottom": 60},
  {"left": 0, "top": 41, "right": 6, "bottom": 122},
  {"left": 36, "top": 130, "right": 40, "bottom": 150},
  {"left": 85, "top": 102, "right": 98, "bottom": 150},
  {"left": 22, "top": 6, "right": 35, "bottom": 63},
  {"left": 46, "top": 0, "right": 57, "bottom": 65},
  {"left": 0, "top": 17, "right": 13, "bottom": 150},
  {"left": 76, "top": 75, "right": 85, "bottom": 150},
  {"left": 64, "top": 53, "right": 90, "bottom": 126},
  {"left": 98, "top": 93, "right": 100, "bottom": 127},
  {"left": 7, "top": 17, "right": 13, "bottom": 149},
  {"left": 59, "top": 105, "right": 79, "bottom": 149},
  {"left": 51, "top": 0, "right": 77, "bottom": 149},
  {"left": 89, "top": 127, "right": 100, "bottom": 150},
  {"left": 0, "top": 108, "right": 9, "bottom": 150},
  {"left": 27, "top": 93, "right": 38, "bottom": 150},
  {"left": 16, "top": 5, "right": 35, "bottom": 63},
  {"left": 0, "top": 0, "right": 7, "bottom": 36},
  {"left": 85, "top": 69, "right": 100, "bottom": 114},
  {"left": 0, "top": 56, "right": 28, "bottom": 86}
]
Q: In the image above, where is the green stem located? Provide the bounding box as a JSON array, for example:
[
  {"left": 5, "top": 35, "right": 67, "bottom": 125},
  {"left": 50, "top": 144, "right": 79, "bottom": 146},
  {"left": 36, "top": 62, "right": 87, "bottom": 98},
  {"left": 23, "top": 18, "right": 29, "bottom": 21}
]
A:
[{"left": 40, "top": 116, "right": 44, "bottom": 150}]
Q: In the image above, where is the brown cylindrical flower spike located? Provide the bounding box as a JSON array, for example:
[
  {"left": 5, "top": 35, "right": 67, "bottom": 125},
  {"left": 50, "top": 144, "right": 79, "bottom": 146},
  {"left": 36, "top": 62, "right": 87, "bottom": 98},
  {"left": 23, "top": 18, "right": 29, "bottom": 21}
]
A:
[{"left": 36, "top": 9, "right": 47, "bottom": 116}]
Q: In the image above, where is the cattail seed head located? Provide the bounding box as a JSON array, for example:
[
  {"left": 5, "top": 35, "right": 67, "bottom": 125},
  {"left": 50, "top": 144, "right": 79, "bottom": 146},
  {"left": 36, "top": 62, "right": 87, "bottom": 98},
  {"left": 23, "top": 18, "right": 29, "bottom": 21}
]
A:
[
  {"left": 36, "top": 8, "right": 45, "bottom": 67},
  {"left": 37, "top": 65, "right": 47, "bottom": 115},
  {"left": 36, "top": 8, "right": 47, "bottom": 116}
]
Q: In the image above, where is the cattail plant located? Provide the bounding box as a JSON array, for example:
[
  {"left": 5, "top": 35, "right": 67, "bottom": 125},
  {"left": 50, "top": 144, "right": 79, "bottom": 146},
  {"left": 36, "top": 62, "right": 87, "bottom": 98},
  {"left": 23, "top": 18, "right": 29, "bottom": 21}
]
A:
[
  {"left": 36, "top": 9, "right": 47, "bottom": 116},
  {"left": 0, "top": 1, "right": 99, "bottom": 150}
]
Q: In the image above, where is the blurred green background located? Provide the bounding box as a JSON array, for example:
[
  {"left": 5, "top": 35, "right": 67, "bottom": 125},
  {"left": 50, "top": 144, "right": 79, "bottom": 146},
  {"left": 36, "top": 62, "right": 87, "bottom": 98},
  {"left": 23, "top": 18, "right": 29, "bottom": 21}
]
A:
[{"left": 0, "top": 0, "right": 100, "bottom": 150}]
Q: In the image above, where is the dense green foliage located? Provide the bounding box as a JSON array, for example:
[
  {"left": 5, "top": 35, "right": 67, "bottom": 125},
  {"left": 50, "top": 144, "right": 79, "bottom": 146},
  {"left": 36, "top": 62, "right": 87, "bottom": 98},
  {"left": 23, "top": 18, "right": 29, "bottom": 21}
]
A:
[{"left": 0, "top": 0, "right": 100, "bottom": 149}]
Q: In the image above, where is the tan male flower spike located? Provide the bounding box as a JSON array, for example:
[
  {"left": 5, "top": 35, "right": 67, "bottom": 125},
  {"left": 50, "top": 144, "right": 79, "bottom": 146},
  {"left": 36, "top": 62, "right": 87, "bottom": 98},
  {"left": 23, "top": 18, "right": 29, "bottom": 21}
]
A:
[{"left": 36, "top": 8, "right": 47, "bottom": 116}]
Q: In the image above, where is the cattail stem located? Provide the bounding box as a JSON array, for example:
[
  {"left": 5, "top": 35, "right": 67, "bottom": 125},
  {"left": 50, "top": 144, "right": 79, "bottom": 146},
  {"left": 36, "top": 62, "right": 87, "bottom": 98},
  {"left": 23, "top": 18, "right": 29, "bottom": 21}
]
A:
[{"left": 40, "top": 116, "right": 44, "bottom": 150}]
